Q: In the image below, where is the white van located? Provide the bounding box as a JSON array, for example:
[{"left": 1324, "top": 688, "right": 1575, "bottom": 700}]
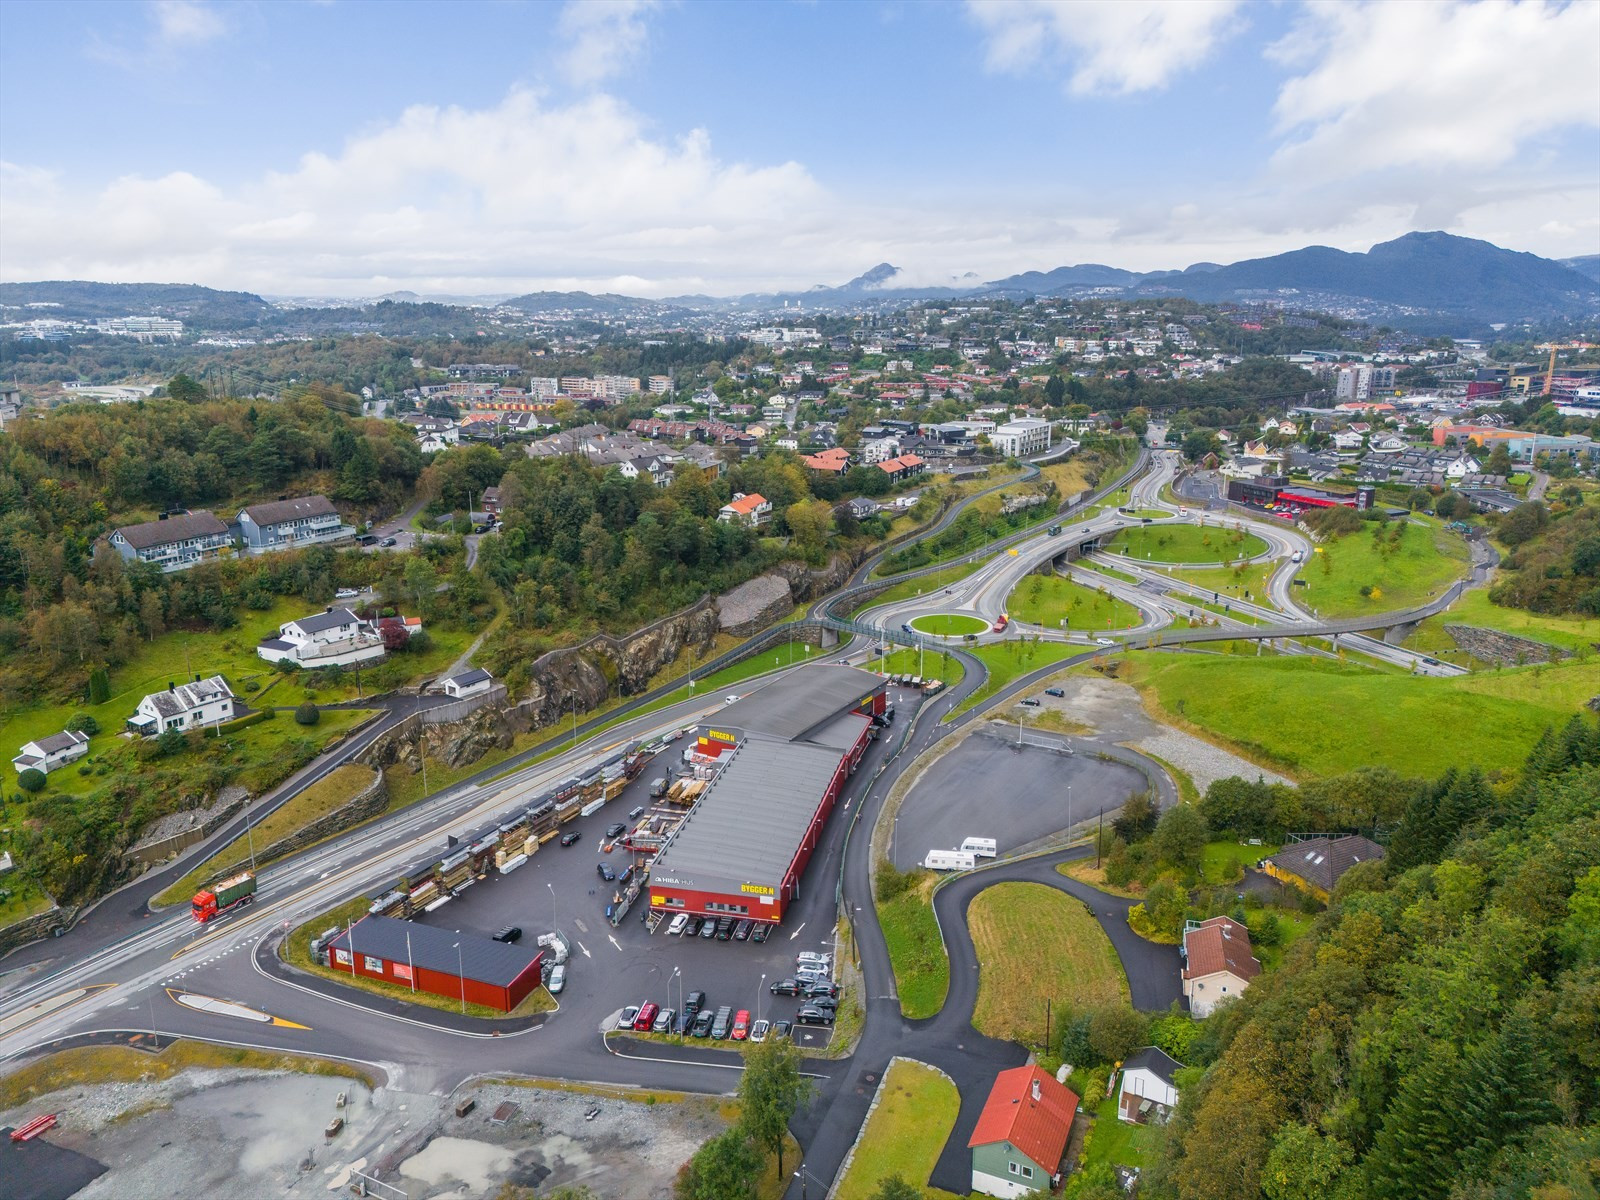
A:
[
  {"left": 924, "top": 849, "right": 977, "bottom": 871},
  {"left": 960, "top": 837, "right": 998, "bottom": 858},
  {"left": 667, "top": 912, "right": 690, "bottom": 936}
]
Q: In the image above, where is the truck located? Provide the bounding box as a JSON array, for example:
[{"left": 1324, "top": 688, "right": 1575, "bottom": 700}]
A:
[
  {"left": 924, "top": 849, "right": 977, "bottom": 871},
  {"left": 191, "top": 871, "right": 256, "bottom": 923},
  {"left": 960, "top": 837, "right": 998, "bottom": 858},
  {"left": 991, "top": 613, "right": 1009, "bottom": 633}
]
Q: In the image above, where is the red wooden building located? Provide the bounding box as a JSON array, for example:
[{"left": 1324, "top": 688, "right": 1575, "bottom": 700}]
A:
[{"left": 328, "top": 916, "right": 544, "bottom": 1012}]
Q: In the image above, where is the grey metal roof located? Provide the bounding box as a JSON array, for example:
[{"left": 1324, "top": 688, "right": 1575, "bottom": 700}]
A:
[
  {"left": 29, "top": 731, "right": 88, "bottom": 756},
  {"left": 291, "top": 608, "right": 361, "bottom": 636},
  {"left": 240, "top": 495, "right": 337, "bottom": 526},
  {"left": 330, "top": 915, "right": 541, "bottom": 987},
  {"left": 114, "top": 510, "right": 229, "bottom": 549},
  {"left": 448, "top": 668, "right": 493, "bottom": 688},
  {"left": 716, "top": 665, "right": 882, "bottom": 743},
  {"left": 1123, "top": 1046, "right": 1183, "bottom": 1084},
  {"left": 649, "top": 737, "right": 845, "bottom": 895},
  {"left": 1263, "top": 835, "right": 1384, "bottom": 894},
  {"left": 144, "top": 675, "right": 233, "bottom": 718}
]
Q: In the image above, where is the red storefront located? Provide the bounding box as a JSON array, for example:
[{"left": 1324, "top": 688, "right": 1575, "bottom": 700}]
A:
[{"left": 328, "top": 915, "right": 544, "bottom": 1012}]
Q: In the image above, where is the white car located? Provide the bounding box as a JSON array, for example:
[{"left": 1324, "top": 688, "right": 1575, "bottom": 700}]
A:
[
  {"left": 548, "top": 963, "right": 566, "bottom": 994},
  {"left": 724, "top": 694, "right": 740, "bottom": 705},
  {"left": 1179, "top": 506, "right": 1189, "bottom": 516},
  {"left": 335, "top": 588, "right": 361, "bottom": 599},
  {"left": 1095, "top": 637, "right": 1116, "bottom": 646},
  {"left": 750, "top": 1019, "right": 770, "bottom": 1043}
]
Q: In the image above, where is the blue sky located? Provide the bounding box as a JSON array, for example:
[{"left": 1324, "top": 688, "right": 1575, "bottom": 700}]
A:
[{"left": 2, "top": 0, "right": 1596, "bottom": 297}]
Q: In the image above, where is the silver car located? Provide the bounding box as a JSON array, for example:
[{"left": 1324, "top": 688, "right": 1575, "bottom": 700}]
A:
[{"left": 548, "top": 963, "right": 566, "bottom": 994}]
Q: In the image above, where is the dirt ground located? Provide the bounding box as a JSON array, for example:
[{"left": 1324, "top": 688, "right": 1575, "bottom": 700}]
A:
[{"left": 1, "top": 1066, "right": 731, "bottom": 1200}]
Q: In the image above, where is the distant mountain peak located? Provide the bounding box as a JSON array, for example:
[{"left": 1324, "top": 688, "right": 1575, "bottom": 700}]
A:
[{"left": 843, "top": 263, "right": 901, "bottom": 290}]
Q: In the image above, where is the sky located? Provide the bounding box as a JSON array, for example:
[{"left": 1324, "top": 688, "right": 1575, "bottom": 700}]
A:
[{"left": 1, "top": 0, "right": 1597, "bottom": 299}]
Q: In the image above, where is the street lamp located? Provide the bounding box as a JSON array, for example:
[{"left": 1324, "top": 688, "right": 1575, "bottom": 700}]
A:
[
  {"left": 671, "top": 966, "right": 682, "bottom": 1031},
  {"left": 453, "top": 936, "right": 466, "bottom": 1014},
  {"left": 547, "top": 881, "right": 557, "bottom": 937},
  {"left": 758, "top": 973, "right": 766, "bottom": 1025}
]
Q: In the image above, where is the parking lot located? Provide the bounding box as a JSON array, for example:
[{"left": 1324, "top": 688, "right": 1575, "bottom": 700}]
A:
[
  {"left": 890, "top": 725, "right": 1147, "bottom": 870},
  {"left": 406, "top": 686, "right": 924, "bottom": 1053}
]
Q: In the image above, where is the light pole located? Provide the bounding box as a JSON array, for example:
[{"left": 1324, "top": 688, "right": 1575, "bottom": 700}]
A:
[
  {"left": 758, "top": 973, "right": 766, "bottom": 1024},
  {"left": 547, "top": 881, "right": 557, "bottom": 937},
  {"left": 243, "top": 795, "right": 257, "bottom": 872},
  {"left": 453, "top": 936, "right": 466, "bottom": 1014},
  {"left": 1067, "top": 783, "right": 1073, "bottom": 840},
  {"left": 671, "top": 966, "right": 682, "bottom": 1031}
]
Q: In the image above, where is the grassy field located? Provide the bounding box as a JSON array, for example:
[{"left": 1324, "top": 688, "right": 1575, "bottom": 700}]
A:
[
  {"left": 153, "top": 764, "right": 378, "bottom": 907},
  {"left": 1296, "top": 518, "right": 1470, "bottom": 619},
  {"left": 1201, "top": 840, "right": 1280, "bottom": 886},
  {"left": 834, "top": 1059, "right": 964, "bottom": 1200},
  {"left": 910, "top": 613, "right": 989, "bottom": 636},
  {"left": 1126, "top": 652, "right": 1600, "bottom": 778},
  {"left": 878, "top": 872, "right": 949, "bottom": 1019},
  {"left": 968, "top": 882, "right": 1128, "bottom": 1044},
  {"left": 871, "top": 645, "right": 966, "bottom": 686},
  {"left": 1105, "top": 524, "right": 1269, "bottom": 564},
  {"left": 1405, "top": 586, "right": 1600, "bottom": 659},
  {"left": 1181, "top": 562, "right": 1284, "bottom": 607},
  {"left": 859, "top": 561, "right": 985, "bottom": 613},
  {"left": 1078, "top": 1094, "right": 1161, "bottom": 1177},
  {"left": 950, "top": 639, "right": 1082, "bottom": 718},
  {"left": 0, "top": 1041, "right": 377, "bottom": 1112},
  {"left": 1009, "top": 573, "right": 1143, "bottom": 631}
]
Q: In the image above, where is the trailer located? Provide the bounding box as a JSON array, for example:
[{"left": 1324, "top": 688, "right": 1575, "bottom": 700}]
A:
[
  {"left": 924, "top": 849, "right": 977, "bottom": 871},
  {"left": 960, "top": 837, "right": 998, "bottom": 858},
  {"left": 191, "top": 871, "right": 256, "bottom": 923}
]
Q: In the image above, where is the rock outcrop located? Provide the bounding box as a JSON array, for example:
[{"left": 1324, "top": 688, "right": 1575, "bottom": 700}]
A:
[
  {"left": 1443, "top": 624, "right": 1571, "bottom": 666},
  {"left": 719, "top": 574, "right": 795, "bottom": 635}
]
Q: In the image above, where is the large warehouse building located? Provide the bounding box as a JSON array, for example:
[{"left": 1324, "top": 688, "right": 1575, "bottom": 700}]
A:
[
  {"left": 648, "top": 665, "right": 886, "bottom": 924},
  {"left": 327, "top": 916, "right": 545, "bottom": 1012},
  {"left": 1226, "top": 476, "right": 1374, "bottom": 511}
]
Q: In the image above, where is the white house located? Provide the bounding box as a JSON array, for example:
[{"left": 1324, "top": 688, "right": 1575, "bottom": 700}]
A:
[
  {"left": 257, "top": 607, "right": 385, "bottom": 668},
  {"left": 860, "top": 435, "right": 901, "bottom": 464},
  {"left": 990, "top": 418, "right": 1053, "bottom": 457},
  {"left": 12, "top": 730, "right": 91, "bottom": 777},
  {"left": 1181, "top": 916, "right": 1261, "bottom": 1018},
  {"left": 439, "top": 668, "right": 494, "bottom": 699},
  {"left": 718, "top": 492, "right": 772, "bottom": 526},
  {"left": 1117, "top": 1046, "right": 1182, "bottom": 1125},
  {"left": 1332, "top": 430, "right": 1365, "bottom": 451},
  {"left": 128, "top": 676, "right": 236, "bottom": 737}
]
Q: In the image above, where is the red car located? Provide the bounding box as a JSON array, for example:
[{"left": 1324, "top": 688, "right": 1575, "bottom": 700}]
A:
[
  {"left": 633, "top": 1002, "right": 659, "bottom": 1032},
  {"left": 731, "top": 1009, "right": 751, "bottom": 1040}
]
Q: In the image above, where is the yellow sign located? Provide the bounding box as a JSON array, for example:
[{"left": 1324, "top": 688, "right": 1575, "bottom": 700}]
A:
[
  {"left": 740, "top": 883, "right": 775, "bottom": 896},
  {"left": 651, "top": 894, "right": 663, "bottom": 906},
  {"left": 708, "top": 729, "right": 735, "bottom": 742}
]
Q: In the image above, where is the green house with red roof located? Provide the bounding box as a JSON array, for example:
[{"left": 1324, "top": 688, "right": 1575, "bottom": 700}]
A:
[{"left": 968, "top": 1064, "right": 1080, "bottom": 1197}]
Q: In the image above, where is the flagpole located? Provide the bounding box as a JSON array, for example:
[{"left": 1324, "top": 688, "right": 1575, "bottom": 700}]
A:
[{"left": 406, "top": 929, "right": 416, "bottom": 992}]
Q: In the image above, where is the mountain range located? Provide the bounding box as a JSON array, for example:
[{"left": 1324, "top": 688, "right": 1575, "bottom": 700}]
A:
[{"left": 3, "top": 233, "right": 1596, "bottom": 334}]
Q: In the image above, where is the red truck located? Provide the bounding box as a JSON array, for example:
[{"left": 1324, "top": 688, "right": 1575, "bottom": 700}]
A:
[
  {"left": 991, "top": 613, "right": 1009, "bottom": 633},
  {"left": 192, "top": 871, "right": 256, "bottom": 923}
]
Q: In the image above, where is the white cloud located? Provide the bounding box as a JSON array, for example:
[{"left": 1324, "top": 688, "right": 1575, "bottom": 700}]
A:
[
  {"left": 557, "top": 0, "right": 660, "bottom": 87},
  {"left": 151, "top": 0, "right": 226, "bottom": 47},
  {"left": 965, "top": 0, "right": 1242, "bottom": 94},
  {"left": 1269, "top": 0, "right": 1600, "bottom": 176}
]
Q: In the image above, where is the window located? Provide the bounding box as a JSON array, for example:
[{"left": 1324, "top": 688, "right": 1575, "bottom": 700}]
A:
[
  {"left": 1021, "top": 1165, "right": 1034, "bottom": 1179},
  {"left": 1008, "top": 1163, "right": 1019, "bottom": 1176}
]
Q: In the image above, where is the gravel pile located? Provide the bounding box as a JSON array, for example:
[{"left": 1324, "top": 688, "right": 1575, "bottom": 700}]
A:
[{"left": 1137, "top": 728, "right": 1291, "bottom": 792}]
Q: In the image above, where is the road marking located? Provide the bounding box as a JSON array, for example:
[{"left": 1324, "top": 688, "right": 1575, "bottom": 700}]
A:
[
  {"left": 789, "top": 923, "right": 806, "bottom": 940},
  {"left": 607, "top": 935, "right": 623, "bottom": 952},
  {"left": 167, "top": 988, "right": 310, "bottom": 1030},
  {"left": 0, "top": 985, "right": 114, "bottom": 1039},
  {"left": 577, "top": 941, "right": 591, "bottom": 958}
]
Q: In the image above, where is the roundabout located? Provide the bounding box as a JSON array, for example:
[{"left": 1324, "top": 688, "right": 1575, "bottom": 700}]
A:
[{"left": 909, "top": 613, "right": 989, "bottom": 637}]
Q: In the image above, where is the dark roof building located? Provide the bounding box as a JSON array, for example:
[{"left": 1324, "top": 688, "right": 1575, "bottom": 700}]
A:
[
  {"left": 328, "top": 916, "right": 544, "bottom": 1013},
  {"left": 1262, "top": 834, "right": 1385, "bottom": 901},
  {"left": 239, "top": 495, "right": 337, "bottom": 526},
  {"left": 108, "top": 511, "right": 233, "bottom": 573}
]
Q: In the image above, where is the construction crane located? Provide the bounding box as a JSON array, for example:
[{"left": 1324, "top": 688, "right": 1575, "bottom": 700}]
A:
[{"left": 1537, "top": 341, "right": 1596, "bottom": 396}]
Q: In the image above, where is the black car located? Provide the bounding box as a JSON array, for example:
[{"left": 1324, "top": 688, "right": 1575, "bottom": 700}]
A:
[
  {"left": 604, "top": 822, "right": 627, "bottom": 839},
  {"left": 1019, "top": 698, "right": 1041, "bottom": 707},
  {"left": 379, "top": 536, "right": 397, "bottom": 547},
  {"left": 683, "top": 916, "right": 703, "bottom": 937},
  {"left": 772, "top": 1020, "right": 793, "bottom": 1040},
  {"left": 691, "top": 1010, "right": 714, "bottom": 1037},
  {"left": 732, "top": 919, "right": 753, "bottom": 942},
  {"left": 715, "top": 917, "right": 736, "bottom": 941},
  {"left": 795, "top": 1005, "right": 834, "bottom": 1026},
  {"left": 770, "top": 978, "right": 802, "bottom": 996},
  {"left": 751, "top": 923, "right": 770, "bottom": 944},
  {"left": 804, "top": 980, "right": 839, "bottom": 1000},
  {"left": 1044, "top": 688, "right": 1065, "bottom": 698},
  {"left": 684, "top": 990, "right": 707, "bottom": 1015},
  {"left": 711, "top": 1006, "right": 733, "bottom": 1039},
  {"left": 808, "top": 994, "right": 839, "bottom": 1014},
  {"left": 492, "top": 926, "right": 522, "bottom": 944},
  {"left": 560, "top": 830, "right": 582, "bottom": 847},
  {"left": 596, "top": 863, "right": 616, "bottom": 882}
]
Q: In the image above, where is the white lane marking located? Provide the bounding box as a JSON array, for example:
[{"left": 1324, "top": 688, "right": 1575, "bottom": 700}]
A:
[
  {"left": 577, "top": 941, "right": 591, "bottom": 958},
  {"left": 789, "top": 922, "right": 806, "bottom": 940},
  {"left": 607, "top": 935, "right": 623, "bottom": 952}
]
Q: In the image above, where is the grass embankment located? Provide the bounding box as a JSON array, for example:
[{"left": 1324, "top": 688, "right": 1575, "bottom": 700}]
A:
[
  {"left": 834, "top": 1059, "right": 964, "bottom": 1200},
  {"left": 1125, "top": 652, "right": 1600, "bottom": 778},
  {"left": 950, "top": 640, "right": 1081, "bottom": 718},
  {"left": 1404, "top": 586, "right": 1600, "bottom": 662},
  {"left": 1058, "top": 860, "right": 1142, "bottom": 900},
  {"left": 1009, "top": 574, "right": 1142, "bottom": 631},
  {"left": 1105, "top": 524, "right": 1269, "bottom": 565},
  {"left": 857, "top": 561, "right": 985, "bottom": 614},
  {"left": 910, "top": 614, "right": 989, "bottom": 637},
  {"left": 968, "top": 882, "right": 1128, "bottom": 1044},
  {"left": 1201, "top": 840, "right": 1280, "bottom": 886},
  {"left": 1296, "top": 519, "right": 1470, "bottom": 619},
  {"left": 0, "top": 1041, "right": 377, "bottom": 1112},
  {"left": 153, "top": 765, "right": 378, "bottom": 908},
  {"left": 282, "top": 897, "right": 555, "bottom": 1020},
  {"left": 1182, "top": 562, "right": 1285, "bottom": 608},
  {"left": 878, "top": 872, "right": 949, "bottom": 1019},
  {"left": 871, "top": 646, "right": 966, "bottom": 686}
]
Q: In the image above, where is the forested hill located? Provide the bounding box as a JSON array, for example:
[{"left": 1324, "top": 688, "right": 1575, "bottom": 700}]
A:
[
  {"left": 0, "top": 281, "right": 270, "bottom": 327},
  {"left": 1142, "top": 720, "right": 1600, "bottom": 1200}
]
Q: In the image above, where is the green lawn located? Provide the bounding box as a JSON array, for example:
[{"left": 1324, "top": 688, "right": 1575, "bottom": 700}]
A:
[
  {"left": 834, "top": 1059, "right": 964, "bottom": 1200},
  {"left": 858, "top": 560, "right": 984, "bottom": 613},
  {"left": 950, "top": 640, "right": 1081, "bottom": 718},
  {"left": 871, "top": 645, "right": 966, "bottom": 686},
  {"left": 1129, "top": 653, "right": 1600, "bottom": 778},
  {"left": 1405, "top": 586, "right": 1600, "bottom": 657},
  {"left": 1181, "top": 563, "right": 1283, "bottom": 607},
  {"left": 1297, "top": 519, "right": 1470, "bottom": 619},
  {"left": 1201, "top": 840, "right": 1280, "bottom": 886},
  {"left": 968, "top": 882, "right": 1128, "bottom": 1045},
  {"left": 1077, "top": 1094, "right": 1160, "bottom": 1177},
  {"left": 1105, "top": 524, "right": 1268, "bottom": 565},
  {"left": 879, "top": 874, "right": 949, "bottom": 1019},
  {"left": 910, "top": 613, "right": 989, "bottom": 637},
  {"left": 1009, "top": 574, "right": 1143, "bottom": 631}
]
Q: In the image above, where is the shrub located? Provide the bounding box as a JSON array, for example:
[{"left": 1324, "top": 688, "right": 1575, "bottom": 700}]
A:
[
  {"left": 156, "top": 727, "right": 185, "bottom": 757},
  {"left": 875, "top": 858, "right": 919, "bottom": 902},
  {"left": 294, "top": 702, "right": 321, "bottom": 726},
  {"left": 17, "top": 768, "right": 46, "bottom": 793},
  {"left": 407, "top": 628, "right": 432, "bottom": 654},
  {"left": 66, "top": 712, "right": 100, "bottom": 736}
]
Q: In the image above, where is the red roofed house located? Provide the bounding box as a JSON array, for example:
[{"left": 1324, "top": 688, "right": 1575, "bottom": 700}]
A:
[
  {"left": 968, "top": 1065, "right": 1079, "bottom": 1197},
  {"left": 717, "top": 492, "right": 772, "bottom": 526},
  {"left": 1182, "top": 915, "right": 1261, "bottom": 1017},
  {"left": 877, "top": 453, "right": 927, "bottom": 483},
  {"left": 802, "top": 447, "right": 851, "bottom": 474}
]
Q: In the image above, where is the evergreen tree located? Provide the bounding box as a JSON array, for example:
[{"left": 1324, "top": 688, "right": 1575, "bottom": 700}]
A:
[
  {"left": 1454, "top": 1015, "right": 1560, "bottom": 1178},
  {"left": 1366, "top": 1045, "right": 1467, "bottom": 1200}
]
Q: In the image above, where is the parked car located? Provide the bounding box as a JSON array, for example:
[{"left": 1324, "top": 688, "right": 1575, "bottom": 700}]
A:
[
  {"left": 711, "top": 1006, "right": 733, "bottom": 1039},
  {"left": 684, "top": 990, "right": 707, "bottom": 1016},
  {"left": 731, "top": 1010, "right": 750, "bottom": 1040},
  {"left": 770, "top": 978, "right": 802, "bottom": 996},
  {"left": 619, "top": 1005, "right": 640, "bottom": 1029},
  {"left": 633, "top": 1002, "right": 659, "bottom": 1032},
  {"left": 1045, "top": 688, "right": 1065, "bottom": 698},
  {"left": 596, "top": 863, "right": 616, "bottom": 882},
  {"left": 378, "top": 536, "right": 397, "bottom": 547},
  {"left": 732, "top": 919, "right": 753, "bottom": 942},
  {"left": 751, "top": 922, "right": 770, "bottom": 943},
  {"left": 547, "top": 963, "right": 565, "bottom": 994},
  {"left": 492, "top": 926, "right": 522, "bottom": 944},
  {"left": 335, "top": 588, "right": 361, "bottom": 600},
  {"left": 691, "top": 1010, "right": 714, "bottom": 1037},
  {"left": 698, "top": 919, "right": 717, "bottom": 939},
  {"left": 605, "top": 822, "right": 627, "bottom": 839},
  {"left": 750, "top": 1019, "right": 769, "bottom": 1043},
  {"left": 808, "top": 995, "right": 839, "bottom": 1014},
  {"left": 715, "top": 917, "right": 735, "bottom": 940},
  {"left": 796, "top": 952, "right": 831, "bottom": 967},
  {"left": 652, "top": 1007, "right": 675, "bottom": 1034},
  {"left": 772, "top": 1020, "right": 793, "bottom": 1040},
  {"left": 559, "top": 830, "right": 582, "bottom": 847},
  {"left": 667, "top": 913, "right": 689, "bottom": 936},
  {"left": 804, "top": 981, "right": 839, "bottom": 1000},
  {"left": 684, "top": 916, "right": 704, "bottom": 937},
  {"left": 796, "top": 1005, "right": 834, "bottom": 1026},
  {"left": 1019, "top": 698, "right": 1041, "bottom": 707}
]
